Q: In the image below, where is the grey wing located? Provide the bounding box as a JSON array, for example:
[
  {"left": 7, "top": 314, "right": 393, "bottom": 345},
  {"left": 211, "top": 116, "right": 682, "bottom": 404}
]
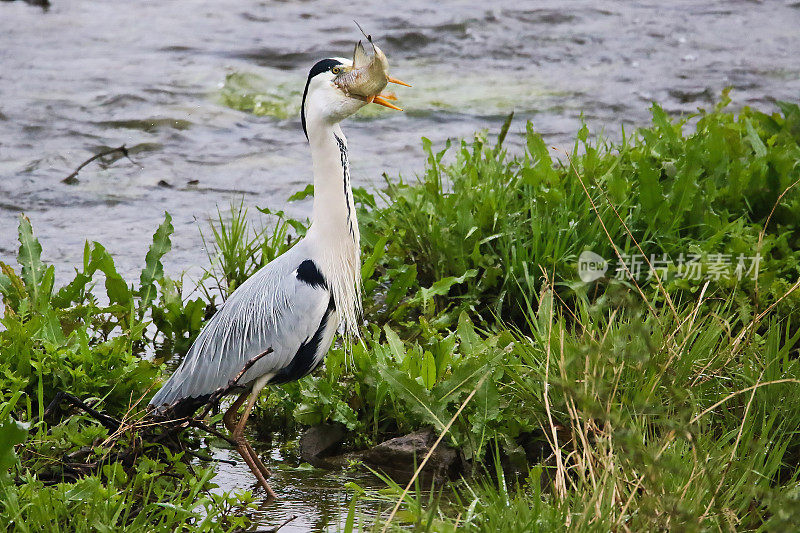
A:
[{"left": 149, "top": 250, "right": 333, "bottom": 409}]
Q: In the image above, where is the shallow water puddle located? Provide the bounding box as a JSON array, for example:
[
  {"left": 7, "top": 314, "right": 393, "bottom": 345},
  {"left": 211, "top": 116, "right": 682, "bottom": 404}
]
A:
[{"left": 206, "top": 436, "right": 390, "bottom": 532}]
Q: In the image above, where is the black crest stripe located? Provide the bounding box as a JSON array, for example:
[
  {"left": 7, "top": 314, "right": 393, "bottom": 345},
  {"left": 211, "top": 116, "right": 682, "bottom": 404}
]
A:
[{"left": 301, "top": 58, "right": 343, "bottom": 140}]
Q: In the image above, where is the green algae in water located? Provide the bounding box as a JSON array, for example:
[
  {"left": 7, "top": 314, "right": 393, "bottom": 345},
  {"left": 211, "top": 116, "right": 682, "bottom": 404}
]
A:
[
  {"left": 218, "top": 72, "right": 301, "bottom": 119},
  {"left": 217, "top": 67, "right": 562, "bottom": 121},
  {"left": 354, "top": 69, "right": 564, "bottom": 119}
]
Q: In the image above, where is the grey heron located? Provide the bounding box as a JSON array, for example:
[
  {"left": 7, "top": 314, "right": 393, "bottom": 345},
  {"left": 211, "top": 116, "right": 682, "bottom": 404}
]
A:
[{"left": 149, "top": 40, "right": 408, "bottom": 499}]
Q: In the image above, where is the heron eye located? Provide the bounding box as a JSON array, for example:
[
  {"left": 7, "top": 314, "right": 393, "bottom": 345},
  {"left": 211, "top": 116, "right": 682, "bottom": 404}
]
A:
[{"left": 331, "top": 66, "right": 341, "bottom": 75}]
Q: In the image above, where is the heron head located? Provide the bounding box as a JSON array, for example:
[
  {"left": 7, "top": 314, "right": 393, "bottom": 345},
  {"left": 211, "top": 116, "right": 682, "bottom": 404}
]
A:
[
  {"left": 301, "top": 40, "right": 410, "bottom": 139},
  {"left": 301, "top": 57, "right": 364, "bottom": 137}
]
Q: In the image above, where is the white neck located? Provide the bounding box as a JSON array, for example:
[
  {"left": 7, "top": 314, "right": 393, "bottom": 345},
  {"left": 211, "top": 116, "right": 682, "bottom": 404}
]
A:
[
  {"left": 305, "top": 121, "right": 362, "bottom": 337},
  {"left": 307, "top": 122, "right": 359, "bottom": 239}
]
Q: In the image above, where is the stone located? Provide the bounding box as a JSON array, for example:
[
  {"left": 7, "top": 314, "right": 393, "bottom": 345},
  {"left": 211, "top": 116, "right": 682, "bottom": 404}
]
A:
[
  {"left": 298, "top": 423, "right": 347, "bottom": 463},
  {"left": 362, "top": 428, "right": 460, "bottom": 479}
]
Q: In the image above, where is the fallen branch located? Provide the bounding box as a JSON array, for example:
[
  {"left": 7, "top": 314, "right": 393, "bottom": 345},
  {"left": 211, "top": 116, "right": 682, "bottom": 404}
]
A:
[
  {"left": 62, "top": 145, "right": 139, "bottom": 184},
  {"left": 44, "top": 391, "right": 122, "bottom": 431},
  {"left": 187, "top": 419, "right": 239, "bottom": 448},
  {"left": 41, "top": 348, "right": 276, "bottom": 481},
  {"left": 183, "top": 447, "right": 237, "bottom": 466}
]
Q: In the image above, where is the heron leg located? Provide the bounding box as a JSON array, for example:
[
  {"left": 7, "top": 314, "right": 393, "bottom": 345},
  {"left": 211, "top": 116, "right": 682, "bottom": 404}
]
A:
[
  {"left": 223, "top": 380, "right": 276, "bottom": 500},
  {"left": 223, "top": 388, "right": 275, "bottom": 483},
  {"left": 223, "top": 390, "right": 273, "bottom": 481},
  {"left": 222, "top": 391, "right": 249, "bottom": 433},
  {"left": 243, "top": 441, "right": 271, "bottom": 478}
]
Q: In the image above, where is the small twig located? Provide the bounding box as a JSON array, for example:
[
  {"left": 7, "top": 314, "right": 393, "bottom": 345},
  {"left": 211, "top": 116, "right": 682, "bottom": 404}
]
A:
[
  {"left": 243, "top": 514, "right": 298, "bottom": 533},
  {"left": 42, "top": 348, "right": 275, "bottom": 481},
  {"left": 188, "top": 420, "right": 239, "bottom": 448},
  {"left": 540, "top": 272, "right": 567, "bottom": 499},
  {"left": 272, "top": 515, "right": 299, "bottom": 532},
  {"left": 196, "top": 347, "right": 274, "bottom": 419},
  {"left": 62, "top": 145, "right": 139, "bottom": 183}
]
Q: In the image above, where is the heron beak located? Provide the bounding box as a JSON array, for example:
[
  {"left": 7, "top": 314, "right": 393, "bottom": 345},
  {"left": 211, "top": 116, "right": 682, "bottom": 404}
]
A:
[
  {"left": 388, "top": 77, "right": 411, "bottom": 87},
  {"left": 369, "top": 92, "right": 403, "bottom": 111},
  {"left": 372, "top": 77, "right": 411, "bottom": 110}
]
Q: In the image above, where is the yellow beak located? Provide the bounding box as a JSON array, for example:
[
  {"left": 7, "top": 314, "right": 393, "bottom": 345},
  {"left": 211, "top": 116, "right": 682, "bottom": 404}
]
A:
[
  {"left": 369, "top": 77, "right": 411, "bottom": 111},
  {"left": 369, "top": 93, "right": 403, "bottom": 111},
  {"left": 388, "top": 76, "right": 411, "bottom": 87}
]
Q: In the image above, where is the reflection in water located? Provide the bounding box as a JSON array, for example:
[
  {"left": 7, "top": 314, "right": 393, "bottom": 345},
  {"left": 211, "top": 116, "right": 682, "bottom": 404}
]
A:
[{"left": 208, "top": 433, "right": 392, "bottom": 532}]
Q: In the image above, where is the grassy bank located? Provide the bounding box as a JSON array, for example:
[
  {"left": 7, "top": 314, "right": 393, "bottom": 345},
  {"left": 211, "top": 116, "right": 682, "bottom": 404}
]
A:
[{"left": 2, "top": 94, "right": 800, "bottom": 531}]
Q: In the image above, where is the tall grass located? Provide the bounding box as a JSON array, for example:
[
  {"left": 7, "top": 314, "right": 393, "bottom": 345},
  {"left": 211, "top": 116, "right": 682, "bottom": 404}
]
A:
[
  {"left": 345, "top": 293, "right": 800, "bottom": 530},
  {"left": 199, "top": 201, "right": 307, "bottom": 300},
  {"left": 304, "top": 97, "right": 800, "bottom": 530},
  {"left": 506, "top": 290, "right": 800, "bottom": 530},
  {"left": 358, "top": 93, "right": 800, "bottom": 334}
]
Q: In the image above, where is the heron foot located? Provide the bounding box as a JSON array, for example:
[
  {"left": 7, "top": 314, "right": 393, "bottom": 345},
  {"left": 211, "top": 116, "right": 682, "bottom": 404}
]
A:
[{"left": 235, "top": 440, "right": 277, "bottom": 499}]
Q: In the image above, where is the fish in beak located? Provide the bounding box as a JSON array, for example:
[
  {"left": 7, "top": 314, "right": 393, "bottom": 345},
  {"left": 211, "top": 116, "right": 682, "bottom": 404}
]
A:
[{"left": 334, "top": 28, "right": 410, "bottom": 111}]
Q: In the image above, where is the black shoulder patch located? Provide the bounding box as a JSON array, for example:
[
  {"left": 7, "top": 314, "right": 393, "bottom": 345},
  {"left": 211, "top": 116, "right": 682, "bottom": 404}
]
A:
[
  {"left": 269, "top": 300, "right": 334, "bottom": 384},
  {"left": 301, "top": 58, "right": 343, "bottom": 140},
  {"left": 296, "top": 259, "right": 327, "bottom": 289}
]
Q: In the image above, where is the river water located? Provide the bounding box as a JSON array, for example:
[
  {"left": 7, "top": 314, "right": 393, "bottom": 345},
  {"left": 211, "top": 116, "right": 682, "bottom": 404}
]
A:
[
  {"left": 2, "top": 1, "right": 799, "bottom": 281},
  {"left": 2, "top": 0, "right": 799, "bottom": 530}
]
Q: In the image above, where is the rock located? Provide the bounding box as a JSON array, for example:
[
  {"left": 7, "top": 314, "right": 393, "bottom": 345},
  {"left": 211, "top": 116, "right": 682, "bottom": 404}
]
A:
[
  {"left": 299, "top": 423, "right": 347, "bottom": 463},
  {"left": 362, "top": 428, "right": 460, "bottom": 479}
]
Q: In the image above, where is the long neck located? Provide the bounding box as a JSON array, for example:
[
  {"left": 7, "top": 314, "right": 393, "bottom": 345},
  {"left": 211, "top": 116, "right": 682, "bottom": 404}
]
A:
[
  {"left": 306, "top": 121, "right": 362, "bottom": 337},
  {"left": 308, "top": 123, "right": 359, "bottom": 243}
]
